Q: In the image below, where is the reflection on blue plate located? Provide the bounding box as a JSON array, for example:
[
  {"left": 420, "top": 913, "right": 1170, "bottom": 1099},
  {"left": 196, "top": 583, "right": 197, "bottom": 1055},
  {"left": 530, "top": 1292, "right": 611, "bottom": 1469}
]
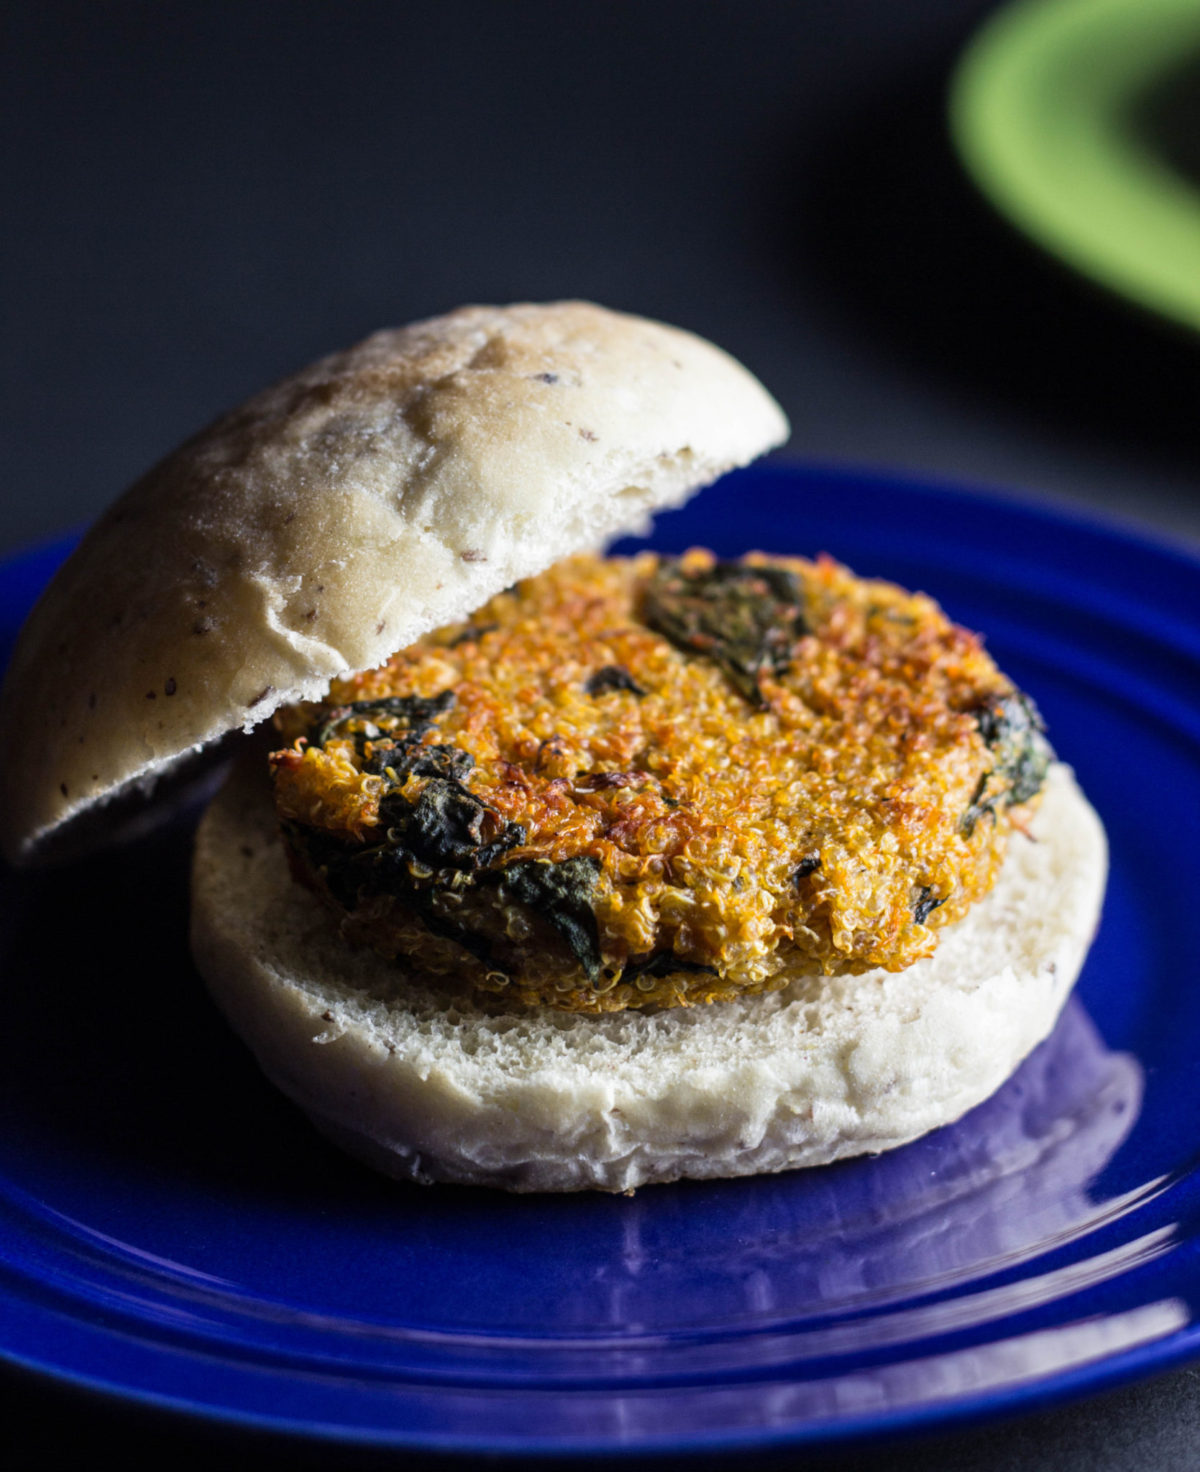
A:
[{"left": 2, "top": 461, "right": 1200, "bottom": 1455}]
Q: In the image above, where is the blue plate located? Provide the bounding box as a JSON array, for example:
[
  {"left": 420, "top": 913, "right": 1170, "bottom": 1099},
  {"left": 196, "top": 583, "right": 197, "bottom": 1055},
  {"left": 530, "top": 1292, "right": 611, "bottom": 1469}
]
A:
[{"left": 3, "top": 461, "right": 1200, "bottom": 1456}]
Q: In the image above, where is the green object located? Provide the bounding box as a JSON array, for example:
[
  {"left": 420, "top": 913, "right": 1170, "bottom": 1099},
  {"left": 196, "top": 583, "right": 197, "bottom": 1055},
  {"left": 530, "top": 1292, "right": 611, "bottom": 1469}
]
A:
[
  {"left": 498, "top": 857, "right": 604, "bottom": 984},
  {"left": 308, "top": 690, "right": 456, "bottom": 751},
  {"left": 641, "top": 559, "right": 806, "bottom": 709},
  {"left": 950, "top": 0, "right": 1200, "bottom": 333},
  {"left": 960, "top": 691, "right": 1052, "bottom": 837}
]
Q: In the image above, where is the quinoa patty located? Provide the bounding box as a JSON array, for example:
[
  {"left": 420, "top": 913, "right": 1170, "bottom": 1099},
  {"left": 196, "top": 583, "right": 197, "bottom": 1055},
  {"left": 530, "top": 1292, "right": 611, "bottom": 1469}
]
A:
[{"left": 270, "top": 551, "right": 1052, "bottom": 1013}]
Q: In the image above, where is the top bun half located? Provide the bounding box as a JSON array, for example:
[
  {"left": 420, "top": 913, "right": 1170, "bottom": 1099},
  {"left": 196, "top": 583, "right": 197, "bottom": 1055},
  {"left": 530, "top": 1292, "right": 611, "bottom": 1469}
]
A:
[{"left": 0, "top": 303, "right": 788, "bottom": 864}]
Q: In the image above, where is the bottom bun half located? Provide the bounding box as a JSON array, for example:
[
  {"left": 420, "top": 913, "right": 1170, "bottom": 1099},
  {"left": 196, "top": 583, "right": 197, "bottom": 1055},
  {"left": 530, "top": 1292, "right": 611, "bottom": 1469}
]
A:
[{"left": 190, "top": 762, "right": 1107, "bottom": 1193}]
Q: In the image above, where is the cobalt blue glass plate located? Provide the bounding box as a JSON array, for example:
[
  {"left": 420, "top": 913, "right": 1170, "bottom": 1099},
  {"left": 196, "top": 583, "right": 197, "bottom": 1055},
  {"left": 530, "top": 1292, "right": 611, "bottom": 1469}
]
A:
[{"left": 2, "top": 461, "right": 1200, "bottom": 1456}]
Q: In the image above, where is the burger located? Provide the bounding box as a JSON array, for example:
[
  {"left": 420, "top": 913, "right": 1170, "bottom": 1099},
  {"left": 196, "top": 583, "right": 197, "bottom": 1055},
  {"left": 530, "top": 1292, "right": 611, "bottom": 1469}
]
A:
[{"left": 0, "top": 302, "right": 1107, "bottom": 1191}]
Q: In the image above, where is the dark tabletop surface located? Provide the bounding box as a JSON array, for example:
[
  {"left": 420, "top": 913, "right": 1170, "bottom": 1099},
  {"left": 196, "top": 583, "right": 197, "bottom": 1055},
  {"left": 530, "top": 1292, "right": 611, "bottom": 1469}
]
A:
[{"left": 4, "top": 3, "right": 1200, "bottom": 1467}]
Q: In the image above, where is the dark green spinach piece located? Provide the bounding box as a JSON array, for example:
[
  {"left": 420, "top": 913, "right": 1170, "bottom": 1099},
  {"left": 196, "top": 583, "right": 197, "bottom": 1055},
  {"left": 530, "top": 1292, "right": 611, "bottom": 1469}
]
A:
[
  {"left": 961, "top": 691, "right": 1053, "bottom": 836},
  {"left": 379, "top": 782, "right": 525, "bottom": 872},
  {"left": 313, "top": 689, "right": 478, "bottom": 797},
  {"left": 641, "top": 559, "right": 806, "bottom": 707},
  {"left": 291, "top": 820, "right": 500, "bottom": 968},
  {"left": 296, "top": 692, "right": 615, "bottom": 986},
  {"left": 584, "top": 665, "right": 647, "bottom": 697},
  {"left": 363, "top": 739, "right": 474, "bottom": 784},
  {"left": 446, "top": 622, "right": 499, "bottom": 648},
  {"left": 395, "top": 885, "right": 498, "bottom": 967},
  {"left": 620, "top": 950, "right": 719, "bottom": 984},
  {"left": 309, "top": 690, "right": 456, "bottom": 751},
  {"left": 286, "top": 773, "right": 525, "bottom": 971},
  {"left": 498, "top": 857, "right": 604, "bottom": 983},
  {"left": 912, "top": 885, "right": 947, "bottom": 925}
]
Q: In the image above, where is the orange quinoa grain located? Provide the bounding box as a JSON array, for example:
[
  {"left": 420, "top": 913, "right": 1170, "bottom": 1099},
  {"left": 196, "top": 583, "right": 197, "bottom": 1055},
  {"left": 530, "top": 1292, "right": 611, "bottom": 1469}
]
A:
[{"left": 270, "top": 551, "right": 1049, "bottom": 1012}]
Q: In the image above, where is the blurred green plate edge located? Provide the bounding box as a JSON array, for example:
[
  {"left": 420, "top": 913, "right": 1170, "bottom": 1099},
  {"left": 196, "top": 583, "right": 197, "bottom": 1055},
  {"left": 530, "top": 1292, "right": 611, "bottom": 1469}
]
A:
[{"left": 950, "top": 0, "right": 1200, "bottom": 333}]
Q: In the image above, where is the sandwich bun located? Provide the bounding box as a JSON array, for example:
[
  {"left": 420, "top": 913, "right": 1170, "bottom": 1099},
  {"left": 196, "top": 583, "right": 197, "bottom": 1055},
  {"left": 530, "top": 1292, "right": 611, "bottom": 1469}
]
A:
[
  {"left": 192, "top": 757, "right": 1106, "bottom": 1192},
  {"left": 0, "top": 301, "right": 786, "bottom": 865},
  {"left": 0, "top": 300, "right": 1107, "bottom": 1192}
]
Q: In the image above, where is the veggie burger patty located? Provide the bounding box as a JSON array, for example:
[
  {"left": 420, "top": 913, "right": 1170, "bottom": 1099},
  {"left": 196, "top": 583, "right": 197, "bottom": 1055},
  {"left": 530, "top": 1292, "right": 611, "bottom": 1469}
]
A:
[{"left": 270, "top": 549, "right": 1052, "bottom": 1013}]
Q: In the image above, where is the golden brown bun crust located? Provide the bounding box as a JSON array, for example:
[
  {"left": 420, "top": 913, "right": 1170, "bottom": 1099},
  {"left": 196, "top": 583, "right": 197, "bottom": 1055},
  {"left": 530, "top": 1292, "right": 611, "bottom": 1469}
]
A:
[{"left": 0, "top": 303, "right": 787, "bottom": 864}]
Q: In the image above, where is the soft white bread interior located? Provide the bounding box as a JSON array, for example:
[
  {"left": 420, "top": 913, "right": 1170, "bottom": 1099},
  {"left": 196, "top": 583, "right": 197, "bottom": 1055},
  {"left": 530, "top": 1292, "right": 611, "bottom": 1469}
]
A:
[
  {"left": 0, "top": 303, "right": 787, "bottom": 864},
  {"left": 191, "top": 760, "right": 1107, "bottom": 1193}
]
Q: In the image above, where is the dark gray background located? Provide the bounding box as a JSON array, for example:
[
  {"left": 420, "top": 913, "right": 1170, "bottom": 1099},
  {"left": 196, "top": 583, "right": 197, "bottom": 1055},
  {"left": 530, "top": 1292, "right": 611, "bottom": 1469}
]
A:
[
  {"left": 4, "top": 2, "right": 1200, "bottom": 1467},
  {"left": 5, "top": 0, "right": 1200, "bottom": 557}
]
